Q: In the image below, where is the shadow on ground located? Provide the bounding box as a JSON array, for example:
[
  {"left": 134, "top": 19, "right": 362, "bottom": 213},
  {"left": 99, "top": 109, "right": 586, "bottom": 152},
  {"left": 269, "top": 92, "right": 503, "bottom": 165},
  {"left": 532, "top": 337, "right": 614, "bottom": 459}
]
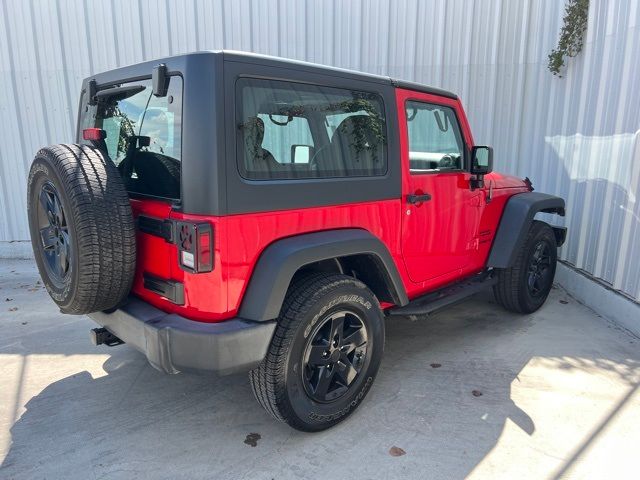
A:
[{"left": 1, "top": 274, "right": 638, "bottom": 479}]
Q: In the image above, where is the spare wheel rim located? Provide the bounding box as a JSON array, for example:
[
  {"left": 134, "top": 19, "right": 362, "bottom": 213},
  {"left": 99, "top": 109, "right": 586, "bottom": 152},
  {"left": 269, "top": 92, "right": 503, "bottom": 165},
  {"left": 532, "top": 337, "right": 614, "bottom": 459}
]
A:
[{"left": 36, "top": 181, "right": 72, "bottom": 284}]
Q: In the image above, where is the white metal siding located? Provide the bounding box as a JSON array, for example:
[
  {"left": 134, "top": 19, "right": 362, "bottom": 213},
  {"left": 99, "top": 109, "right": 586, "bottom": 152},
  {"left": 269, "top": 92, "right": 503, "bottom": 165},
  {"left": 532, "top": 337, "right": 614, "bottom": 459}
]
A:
[{"left": 1, "top": 0, "right": 638, "bottom": 301}]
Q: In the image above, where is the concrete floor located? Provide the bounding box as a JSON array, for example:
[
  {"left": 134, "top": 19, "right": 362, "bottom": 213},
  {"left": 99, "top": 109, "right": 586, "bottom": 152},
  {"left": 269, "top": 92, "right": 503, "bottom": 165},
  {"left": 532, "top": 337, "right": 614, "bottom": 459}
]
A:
[{"left": 0, "top": 259, "right": 638, "bottom": 480}]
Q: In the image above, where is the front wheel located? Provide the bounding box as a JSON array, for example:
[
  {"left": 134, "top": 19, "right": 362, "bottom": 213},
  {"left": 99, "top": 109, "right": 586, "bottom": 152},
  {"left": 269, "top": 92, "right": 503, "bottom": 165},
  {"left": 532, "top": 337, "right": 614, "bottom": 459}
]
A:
[
  {"left": 493, "top": 220, "right": 558, "bottom": 313},
  {"left": 249, "top": 273, "right": 385, "bottom": 431}
]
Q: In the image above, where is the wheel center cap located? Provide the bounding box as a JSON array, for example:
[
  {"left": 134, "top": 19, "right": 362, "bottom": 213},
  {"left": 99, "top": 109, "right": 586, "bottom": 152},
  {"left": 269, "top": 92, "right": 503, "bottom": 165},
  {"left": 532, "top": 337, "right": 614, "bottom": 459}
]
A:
[{"left": 330, "top": 349, "right": 341, "bottom": 363}]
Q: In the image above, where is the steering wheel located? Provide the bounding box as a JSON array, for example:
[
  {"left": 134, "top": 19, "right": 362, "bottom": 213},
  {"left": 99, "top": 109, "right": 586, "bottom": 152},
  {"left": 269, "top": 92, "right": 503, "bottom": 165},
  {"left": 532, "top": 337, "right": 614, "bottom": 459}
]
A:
[
  {"left": 439, "top": 154, "right": 458, "bottom": 169},
  {"left": 309, "top": 144, "right": 331, "bottom": 171},
  {"left": 268, "top": 114, "right": 293, "bottom": 126}
]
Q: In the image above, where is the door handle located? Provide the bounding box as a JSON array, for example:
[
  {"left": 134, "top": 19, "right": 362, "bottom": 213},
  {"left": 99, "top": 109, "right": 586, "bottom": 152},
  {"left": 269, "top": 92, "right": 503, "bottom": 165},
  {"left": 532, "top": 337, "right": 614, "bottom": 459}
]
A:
[{"left": 406, "top": 193, "right": 432, "bottom": 204}]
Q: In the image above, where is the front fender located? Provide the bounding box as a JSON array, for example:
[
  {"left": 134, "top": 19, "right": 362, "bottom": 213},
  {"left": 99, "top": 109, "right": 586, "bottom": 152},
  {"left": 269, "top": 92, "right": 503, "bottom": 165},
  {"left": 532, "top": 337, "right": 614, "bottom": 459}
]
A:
[{"left": 487, "top": 192, "right": 566, "bottom": 269}]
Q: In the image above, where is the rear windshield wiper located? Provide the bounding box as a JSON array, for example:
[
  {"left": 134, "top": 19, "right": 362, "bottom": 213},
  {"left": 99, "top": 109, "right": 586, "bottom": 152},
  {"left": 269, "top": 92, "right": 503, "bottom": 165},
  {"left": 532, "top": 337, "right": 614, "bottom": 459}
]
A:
[{"left": 94, "top": 84, "right": 146, "bottom": 103}]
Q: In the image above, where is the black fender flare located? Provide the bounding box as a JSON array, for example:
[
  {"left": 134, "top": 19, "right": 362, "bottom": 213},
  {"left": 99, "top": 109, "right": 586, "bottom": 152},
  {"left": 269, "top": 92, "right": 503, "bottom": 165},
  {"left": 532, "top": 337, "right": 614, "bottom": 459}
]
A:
[
  {"left": 238, "top": 229, "right": 409, "bottom": 321},
  {"left": 487, "top": 192, "right": 566, "bottom": 269}
]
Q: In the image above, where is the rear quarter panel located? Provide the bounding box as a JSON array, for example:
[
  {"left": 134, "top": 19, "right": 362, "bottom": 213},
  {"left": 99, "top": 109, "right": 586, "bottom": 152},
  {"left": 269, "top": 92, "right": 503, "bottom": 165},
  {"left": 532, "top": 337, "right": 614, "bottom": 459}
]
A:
[
  {"left": 221, "top": 199, "right": 404, "bottom": 318},
  {"left": 130, "top": 199, "right": 228, "bottom": 321}
]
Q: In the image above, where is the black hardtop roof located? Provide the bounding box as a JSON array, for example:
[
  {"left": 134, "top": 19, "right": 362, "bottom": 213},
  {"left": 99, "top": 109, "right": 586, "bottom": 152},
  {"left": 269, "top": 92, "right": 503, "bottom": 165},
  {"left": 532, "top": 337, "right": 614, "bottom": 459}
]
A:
[
  {"left": 87, "top": 50, "right": 457, "bottom": 100},
  {"left": 223, "top": 50, "right": 458, "bottom": 99}
]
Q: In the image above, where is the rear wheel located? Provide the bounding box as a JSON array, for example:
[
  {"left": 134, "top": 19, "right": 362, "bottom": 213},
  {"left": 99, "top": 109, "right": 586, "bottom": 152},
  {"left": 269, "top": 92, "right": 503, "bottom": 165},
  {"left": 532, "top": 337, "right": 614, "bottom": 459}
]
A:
[
  {"left": 493, "top": 220, "right": 557, "bottom": 313},
  {"left": 249, "top": 273, "right": 385, "bottom": 431},
  {"left": 27, "top": 144, "right": 136, "bottom": 314}
]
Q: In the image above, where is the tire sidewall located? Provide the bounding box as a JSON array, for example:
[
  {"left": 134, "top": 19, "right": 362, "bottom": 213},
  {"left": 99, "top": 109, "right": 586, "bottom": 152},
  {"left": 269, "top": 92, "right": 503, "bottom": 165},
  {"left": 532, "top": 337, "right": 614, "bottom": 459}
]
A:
[
  {"left": 27, "top": 154, "right": 81, "bottom": 310},
  {"left": 282, "top": 282, "right": 385, "bottom": 430},
  {"left": 518, "top": 225, "right": 557, "bottom": 311}
]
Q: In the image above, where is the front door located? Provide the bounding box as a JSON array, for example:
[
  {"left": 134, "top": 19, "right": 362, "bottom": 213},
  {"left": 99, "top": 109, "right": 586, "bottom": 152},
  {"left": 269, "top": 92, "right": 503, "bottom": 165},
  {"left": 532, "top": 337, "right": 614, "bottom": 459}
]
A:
[{"left": 397, "top": 89, "right": 481, "bottom": 284}]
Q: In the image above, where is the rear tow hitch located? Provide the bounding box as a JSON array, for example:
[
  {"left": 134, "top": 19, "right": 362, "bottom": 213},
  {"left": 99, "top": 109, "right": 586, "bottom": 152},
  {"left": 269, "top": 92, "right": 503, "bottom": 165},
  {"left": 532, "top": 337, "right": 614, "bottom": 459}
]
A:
[{"left": 91, "top": 327, "right": 124, "bottom": 347}]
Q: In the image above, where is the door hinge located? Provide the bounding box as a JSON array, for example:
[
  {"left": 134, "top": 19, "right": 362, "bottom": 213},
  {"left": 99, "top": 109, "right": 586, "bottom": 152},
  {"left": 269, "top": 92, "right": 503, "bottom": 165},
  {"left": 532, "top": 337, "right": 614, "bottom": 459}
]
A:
[{"left": 137, "top": 215, "right": 175, "bottom": 243}]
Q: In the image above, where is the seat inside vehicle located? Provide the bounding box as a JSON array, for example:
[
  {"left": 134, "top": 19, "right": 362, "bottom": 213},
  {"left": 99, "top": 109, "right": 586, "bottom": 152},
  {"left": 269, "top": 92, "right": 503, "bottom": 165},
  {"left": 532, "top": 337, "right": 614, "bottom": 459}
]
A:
[
  {"left": 126, "top": 150, "right": 180, "bottom": 199},
  {"left": 314, "top": 115, "right": 385, "bottom": 175},
  {"left": 243, "top": 116, "right": 283, "bottom": 174}
]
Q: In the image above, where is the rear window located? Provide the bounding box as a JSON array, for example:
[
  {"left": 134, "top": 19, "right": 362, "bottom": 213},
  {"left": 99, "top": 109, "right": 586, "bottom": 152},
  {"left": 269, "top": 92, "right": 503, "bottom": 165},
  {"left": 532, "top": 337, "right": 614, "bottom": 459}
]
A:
[
  {"left": 82, "top": 76, "right": 183, "bottom": 200},
  {"left": 237, "top": 78, "right": 387, "bottom": 180}
]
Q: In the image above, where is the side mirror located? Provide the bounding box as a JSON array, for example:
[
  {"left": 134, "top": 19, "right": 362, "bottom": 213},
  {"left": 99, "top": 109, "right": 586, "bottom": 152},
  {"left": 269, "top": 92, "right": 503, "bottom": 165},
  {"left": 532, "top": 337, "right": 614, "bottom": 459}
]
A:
[
  {"left": 152, "top": 64, "right": 169, "bottom": 97},
  {"left": 471, "top": 146, "right": 493, "bottom": 175},
  {"left": 291, "top": 144, "right": 313, "bottom": 164}
]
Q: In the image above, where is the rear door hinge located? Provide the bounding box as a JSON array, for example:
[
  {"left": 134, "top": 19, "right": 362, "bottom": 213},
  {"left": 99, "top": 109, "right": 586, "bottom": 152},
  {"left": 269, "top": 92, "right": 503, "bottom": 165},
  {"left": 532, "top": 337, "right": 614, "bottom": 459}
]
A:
[{"left": 137, "top": 215, "right": 175, "bottom": 243}]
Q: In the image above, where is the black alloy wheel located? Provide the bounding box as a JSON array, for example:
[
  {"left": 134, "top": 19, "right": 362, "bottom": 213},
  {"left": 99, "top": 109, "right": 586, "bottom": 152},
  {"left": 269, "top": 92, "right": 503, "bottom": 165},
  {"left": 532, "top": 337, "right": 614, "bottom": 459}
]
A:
[
  {"left": 493, "top": 220, "right": 558, "bottom": 313},
  {"left": 36, "top": 181, "right": 71, "bottom": 285},
  {"left": 249, "top": 273, "right": 385, "bottom": 431},
  {"left": 527, "top": 240, "right": 553, "bottom": 297},
  {"left": 302, "top": 310, "right": 369, "bottom": 403}
]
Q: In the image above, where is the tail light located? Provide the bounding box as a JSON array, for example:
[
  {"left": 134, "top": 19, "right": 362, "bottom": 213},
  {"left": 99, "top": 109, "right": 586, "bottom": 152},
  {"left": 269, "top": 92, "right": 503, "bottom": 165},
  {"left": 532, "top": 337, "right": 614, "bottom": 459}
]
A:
[
  {"left": 177, "top": 222, "right": 213, "bottom": 273},
  {"left": 82, "top": 128, "right": 107, "bottom": 141}
]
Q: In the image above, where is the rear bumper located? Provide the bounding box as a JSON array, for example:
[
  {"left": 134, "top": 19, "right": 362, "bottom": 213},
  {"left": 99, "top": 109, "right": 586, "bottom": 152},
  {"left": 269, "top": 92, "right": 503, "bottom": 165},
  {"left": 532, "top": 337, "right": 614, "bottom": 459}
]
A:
[{"left": 88, "top": 297, "right": 276, "bottom": 375}]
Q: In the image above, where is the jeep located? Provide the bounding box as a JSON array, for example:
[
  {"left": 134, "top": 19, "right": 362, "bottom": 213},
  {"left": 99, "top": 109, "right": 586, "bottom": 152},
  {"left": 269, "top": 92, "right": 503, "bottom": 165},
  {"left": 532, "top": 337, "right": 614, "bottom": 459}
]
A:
[{"left": 27, "top": 51, "right": 566, "bottom": 431}]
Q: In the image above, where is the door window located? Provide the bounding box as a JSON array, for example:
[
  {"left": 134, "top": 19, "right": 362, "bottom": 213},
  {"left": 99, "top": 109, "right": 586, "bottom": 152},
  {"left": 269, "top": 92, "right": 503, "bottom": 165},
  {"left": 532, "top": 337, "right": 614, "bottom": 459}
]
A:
[{"left": 405, "top": 101, "right": 464, "bottom": 173}]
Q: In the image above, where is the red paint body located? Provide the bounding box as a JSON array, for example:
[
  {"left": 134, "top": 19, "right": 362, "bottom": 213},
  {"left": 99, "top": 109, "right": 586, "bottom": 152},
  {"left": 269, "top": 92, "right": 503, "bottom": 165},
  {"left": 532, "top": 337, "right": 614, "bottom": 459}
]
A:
[{"left": 129, "top": 89, "right": 528, "bottom": 322}]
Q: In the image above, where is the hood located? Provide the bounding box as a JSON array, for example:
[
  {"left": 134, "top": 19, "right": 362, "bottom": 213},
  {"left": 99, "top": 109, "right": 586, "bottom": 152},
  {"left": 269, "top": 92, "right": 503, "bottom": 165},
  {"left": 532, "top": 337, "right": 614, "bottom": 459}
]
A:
[{"left": 485, "top": 172, "right": 528, "bottom": 190}]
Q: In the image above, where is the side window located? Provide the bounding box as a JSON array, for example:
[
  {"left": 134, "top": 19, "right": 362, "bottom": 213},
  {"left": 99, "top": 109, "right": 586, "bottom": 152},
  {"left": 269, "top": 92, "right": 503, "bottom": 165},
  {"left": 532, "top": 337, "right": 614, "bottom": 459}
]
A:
[
  {"left": 87, "top": 77, "right": 183, "bottom": 200},
  {"left": 237, "top": 78, "right": 387, "bottom": 180},
  {"left": 405, "top": 101, "right": 464, "bottom": 173}
]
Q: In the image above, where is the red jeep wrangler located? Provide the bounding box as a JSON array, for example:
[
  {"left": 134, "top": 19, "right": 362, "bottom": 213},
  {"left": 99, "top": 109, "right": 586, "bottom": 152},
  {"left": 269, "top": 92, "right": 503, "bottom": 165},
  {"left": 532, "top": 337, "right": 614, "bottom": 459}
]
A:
[{"left": 27, "top": 51, "right": 566, "bottom": 431}]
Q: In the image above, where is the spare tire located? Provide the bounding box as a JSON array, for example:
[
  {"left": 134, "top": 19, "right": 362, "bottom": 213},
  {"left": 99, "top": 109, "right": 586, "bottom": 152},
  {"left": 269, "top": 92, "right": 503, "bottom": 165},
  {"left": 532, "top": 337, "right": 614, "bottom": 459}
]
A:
[{"left": 27, "top": 144, "right": 136, "bottom": 314}]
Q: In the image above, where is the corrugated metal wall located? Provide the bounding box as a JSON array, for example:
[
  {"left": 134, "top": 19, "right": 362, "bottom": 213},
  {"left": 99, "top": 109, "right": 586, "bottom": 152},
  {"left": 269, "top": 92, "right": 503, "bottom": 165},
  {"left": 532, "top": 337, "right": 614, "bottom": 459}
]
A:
[{"left": 1, "top": 0, "right": 638, "bottom": 301}]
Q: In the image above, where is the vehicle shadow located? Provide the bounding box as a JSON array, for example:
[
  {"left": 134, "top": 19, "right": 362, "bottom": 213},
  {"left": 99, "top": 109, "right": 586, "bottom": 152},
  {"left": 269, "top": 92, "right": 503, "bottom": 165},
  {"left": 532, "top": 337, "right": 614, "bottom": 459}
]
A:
[
  {"left": 2, "top": 289, "right": 638, "bottom": 480},
  {"left": 3, "top": 130, "right": 638, "bottom": 479}
]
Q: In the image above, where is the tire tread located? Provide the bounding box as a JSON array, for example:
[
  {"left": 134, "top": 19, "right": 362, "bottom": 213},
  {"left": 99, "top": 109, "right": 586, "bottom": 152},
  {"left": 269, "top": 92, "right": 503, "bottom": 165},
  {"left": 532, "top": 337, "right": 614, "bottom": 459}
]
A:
[
  {"left": 249, "top": 273, "right": 378, "bottom": 431},
  {"left": 493, "top": 220, "right": 556, "bottom": 313},
  {"left": 27, "top": 144, "right": 136, "bottom": 314}
]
